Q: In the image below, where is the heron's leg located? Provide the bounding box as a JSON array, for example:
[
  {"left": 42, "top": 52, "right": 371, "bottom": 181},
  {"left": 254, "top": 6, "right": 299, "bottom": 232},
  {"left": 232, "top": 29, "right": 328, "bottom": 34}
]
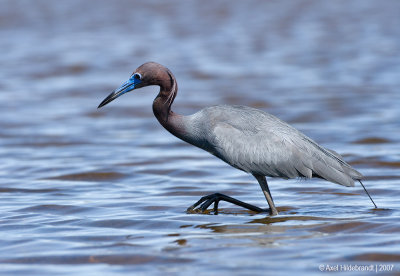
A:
[
  {"left": 254, "top": 175, "right": 278, "bottom": 216},
  {"left": 187, "top": 193, "right": 265, "bottom": 214}
]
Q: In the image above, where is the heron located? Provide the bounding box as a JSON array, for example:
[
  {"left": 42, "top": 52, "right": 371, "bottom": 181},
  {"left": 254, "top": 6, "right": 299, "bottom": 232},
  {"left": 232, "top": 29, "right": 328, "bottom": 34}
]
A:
[{"left": 98, "top": 62, "right": 377, "bottom": 216}]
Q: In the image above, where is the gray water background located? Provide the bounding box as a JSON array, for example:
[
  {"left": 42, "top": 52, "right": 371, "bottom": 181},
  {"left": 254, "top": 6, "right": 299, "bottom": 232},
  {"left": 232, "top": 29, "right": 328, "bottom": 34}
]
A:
[{"left": 1, "top": 0, "right": 400, "bottom": 275}]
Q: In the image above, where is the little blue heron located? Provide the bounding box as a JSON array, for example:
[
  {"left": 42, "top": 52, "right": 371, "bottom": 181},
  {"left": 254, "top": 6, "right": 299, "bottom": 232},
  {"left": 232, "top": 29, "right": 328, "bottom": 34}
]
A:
[{"left": 98, "top": 62, "right": 377, "bottom": 216}]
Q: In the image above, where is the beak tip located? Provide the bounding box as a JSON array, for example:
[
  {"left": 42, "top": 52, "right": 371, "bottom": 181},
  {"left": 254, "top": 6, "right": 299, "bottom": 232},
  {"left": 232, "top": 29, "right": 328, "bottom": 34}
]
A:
[
  {"left": 97, "top": 101, "right": 106, "bottom": 109},
  {"left": 97, "top": 91, "right": 117, "bottom": 109}
]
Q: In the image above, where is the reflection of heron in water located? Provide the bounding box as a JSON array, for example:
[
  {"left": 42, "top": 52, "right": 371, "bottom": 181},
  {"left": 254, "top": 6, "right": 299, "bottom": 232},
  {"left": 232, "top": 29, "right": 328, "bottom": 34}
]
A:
[{"left": 98, "top": 62, "right": 377, "bottom": 216}]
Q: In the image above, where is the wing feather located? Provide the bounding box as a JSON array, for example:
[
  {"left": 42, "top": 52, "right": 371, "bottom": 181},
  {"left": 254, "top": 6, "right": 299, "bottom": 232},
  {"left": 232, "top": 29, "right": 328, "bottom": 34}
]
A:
[{"left": 201, "top": 105, "right": 361, "bottom": 187}]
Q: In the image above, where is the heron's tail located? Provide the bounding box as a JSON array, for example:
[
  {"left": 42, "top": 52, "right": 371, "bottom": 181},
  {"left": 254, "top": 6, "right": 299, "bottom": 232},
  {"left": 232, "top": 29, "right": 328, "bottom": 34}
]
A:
[{"left": 359, "top": 180, "right": 377, "bottom": 208}]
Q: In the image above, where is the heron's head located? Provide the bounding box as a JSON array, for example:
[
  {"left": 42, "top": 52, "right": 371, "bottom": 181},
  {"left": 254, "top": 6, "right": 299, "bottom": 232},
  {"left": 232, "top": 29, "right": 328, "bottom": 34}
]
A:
[{"left": 98, "top": 62, "right": 170, "bottom": 108}]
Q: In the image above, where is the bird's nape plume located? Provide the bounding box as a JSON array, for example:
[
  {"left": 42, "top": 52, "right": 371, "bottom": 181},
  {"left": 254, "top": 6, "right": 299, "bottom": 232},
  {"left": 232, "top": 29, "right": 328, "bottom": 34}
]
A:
[{"left": 164, "top": 69, "right": 178, "bottom": 121}]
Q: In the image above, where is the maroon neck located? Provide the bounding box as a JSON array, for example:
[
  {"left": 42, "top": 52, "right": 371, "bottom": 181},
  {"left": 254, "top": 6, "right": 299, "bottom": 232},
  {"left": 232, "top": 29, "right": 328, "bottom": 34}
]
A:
[
  {"left": 152, "top": 95, "right": 173, "bottom": 126},
  {"left": 152, "top": 78, "right": 186, "bottom": 139}
]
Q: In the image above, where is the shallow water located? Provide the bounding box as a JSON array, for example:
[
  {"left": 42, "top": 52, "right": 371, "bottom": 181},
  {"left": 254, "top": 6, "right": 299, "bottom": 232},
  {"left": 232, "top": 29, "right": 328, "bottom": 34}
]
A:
[{"left": 1, "top": 0, "right": 400, "bottom": 275}]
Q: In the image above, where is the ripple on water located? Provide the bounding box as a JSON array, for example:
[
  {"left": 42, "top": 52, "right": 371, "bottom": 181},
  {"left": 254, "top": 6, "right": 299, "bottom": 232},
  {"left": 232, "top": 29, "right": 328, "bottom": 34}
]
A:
[
  {"left": 0, "top": 254, "right": 192, "bottom": 265},
  {"left": 45, "top": 171, "right": 127, "bottom": 181},
  {"left": 348, "top": 253, "right": 400, "bottom": 262},
  {"left": 17, "top": 204, "right": 91, "bottom": 215},
  {"left": 352, "top": 137, "right": 393, "bottom": 144}
]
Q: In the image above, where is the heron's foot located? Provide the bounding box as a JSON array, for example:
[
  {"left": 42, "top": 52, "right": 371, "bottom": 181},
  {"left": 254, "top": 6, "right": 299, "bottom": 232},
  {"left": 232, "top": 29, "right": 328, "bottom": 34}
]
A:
[{"left": 187, "top": 193, "right": 266, "bottom": 215}]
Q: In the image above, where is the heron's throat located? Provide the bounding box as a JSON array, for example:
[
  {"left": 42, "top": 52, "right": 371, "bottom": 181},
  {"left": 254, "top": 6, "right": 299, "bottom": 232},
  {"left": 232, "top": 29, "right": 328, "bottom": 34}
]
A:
[{"left": 152, "top": 70, "right": 178, "bottom": 123}]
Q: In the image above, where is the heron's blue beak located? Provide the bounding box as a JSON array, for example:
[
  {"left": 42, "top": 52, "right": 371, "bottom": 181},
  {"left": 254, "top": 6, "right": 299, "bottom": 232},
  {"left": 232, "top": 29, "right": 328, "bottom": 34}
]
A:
[{"left": 98, "top": 77, "right": 141, "bottom": 108}]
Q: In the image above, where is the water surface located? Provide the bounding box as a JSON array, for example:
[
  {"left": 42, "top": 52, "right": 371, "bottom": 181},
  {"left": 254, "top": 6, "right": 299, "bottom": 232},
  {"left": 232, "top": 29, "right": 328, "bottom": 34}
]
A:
[{"left": 1, "top": 0, "right": 400, "bottom": 275}]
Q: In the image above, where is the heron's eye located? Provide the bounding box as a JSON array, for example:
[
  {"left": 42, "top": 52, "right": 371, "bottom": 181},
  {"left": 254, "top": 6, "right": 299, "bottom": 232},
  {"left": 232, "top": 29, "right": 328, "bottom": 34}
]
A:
[{"left": 132, "top": 73, "right": 142, "bottom": 80}]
